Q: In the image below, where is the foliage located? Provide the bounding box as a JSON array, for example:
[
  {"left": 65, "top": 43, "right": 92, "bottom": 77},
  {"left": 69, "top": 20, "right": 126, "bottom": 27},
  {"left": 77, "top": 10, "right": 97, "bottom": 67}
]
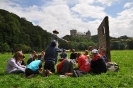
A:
[
  {"left": 0, "top": 9, "right": 52, "bottom": 53},
  {"left": 61, "top": 35, "right": 96, "bottom": 50},
  {"left": 0, "top": 42, "right": 10, "bottom": 53}
]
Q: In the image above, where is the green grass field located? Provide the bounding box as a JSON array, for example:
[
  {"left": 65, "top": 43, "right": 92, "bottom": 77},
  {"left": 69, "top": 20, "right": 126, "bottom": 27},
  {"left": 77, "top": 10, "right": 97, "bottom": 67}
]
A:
[{"left": 0, "top": 50, "right": 133, "bottom": 88}]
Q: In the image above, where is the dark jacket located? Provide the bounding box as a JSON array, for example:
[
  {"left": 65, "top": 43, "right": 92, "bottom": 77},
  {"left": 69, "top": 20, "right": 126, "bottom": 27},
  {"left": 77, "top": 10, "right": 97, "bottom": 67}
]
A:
[
  {"left": 91, "top": 56, "right": 107, "bottom": 74},
  {"left": 27, "top": 58, "right": 35, "bottom": 65},
  {"left": 70, "top": 53, "right": 77, "bottom": 59},
  {"left": 44, "top": 40, "right": 63, "bottom": 64}
]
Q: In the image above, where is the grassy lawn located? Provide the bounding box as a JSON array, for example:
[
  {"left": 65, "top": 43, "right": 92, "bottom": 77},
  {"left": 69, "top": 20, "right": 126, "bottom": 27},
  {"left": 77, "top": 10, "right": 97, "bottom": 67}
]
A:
[{"left": 0, "top": 50, "right": 133, "bottom": 88}]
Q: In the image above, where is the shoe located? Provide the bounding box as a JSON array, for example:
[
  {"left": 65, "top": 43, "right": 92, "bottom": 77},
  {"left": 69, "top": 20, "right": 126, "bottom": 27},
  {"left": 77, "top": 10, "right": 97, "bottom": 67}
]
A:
[
  {"left": 47, "top": 70, "right": 52, "bottom": 76},
  {"left": 59, "top": 75, "right": 67, "bottom": 78}
]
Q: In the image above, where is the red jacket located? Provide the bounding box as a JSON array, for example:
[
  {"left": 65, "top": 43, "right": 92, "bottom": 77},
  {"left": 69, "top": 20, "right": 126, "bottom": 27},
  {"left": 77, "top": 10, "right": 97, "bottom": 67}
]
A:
[
  {"left": 92, "top": 54, "right": 102, "bottom": 61},
  {"left": 57, "top": 59, "right": 65, "bottom": 73},
  {"left": 78, "top": 55, "right": 91, "bottom": 72}
]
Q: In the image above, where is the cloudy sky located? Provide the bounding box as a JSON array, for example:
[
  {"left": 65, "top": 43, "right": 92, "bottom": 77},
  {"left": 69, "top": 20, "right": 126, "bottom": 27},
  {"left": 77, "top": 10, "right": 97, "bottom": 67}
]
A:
[{"left": 0, "top": 0, "right": 133, "bottom": 38}]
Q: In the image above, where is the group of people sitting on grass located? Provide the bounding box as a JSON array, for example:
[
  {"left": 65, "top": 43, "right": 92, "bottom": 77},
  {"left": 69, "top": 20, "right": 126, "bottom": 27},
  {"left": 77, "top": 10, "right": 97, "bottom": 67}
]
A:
[{"left": 6, "top": 39, "right": 112, "bottom": 78}]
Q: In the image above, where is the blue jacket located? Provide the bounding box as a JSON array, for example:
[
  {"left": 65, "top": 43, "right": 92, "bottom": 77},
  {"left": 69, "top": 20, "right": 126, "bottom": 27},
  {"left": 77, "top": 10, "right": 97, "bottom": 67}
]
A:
[
  {"left": 44, "top": 40, "right": 63, "bottom": 64},
  {"left": 26, "top": 60, "right": 42, "bottom": 71}
]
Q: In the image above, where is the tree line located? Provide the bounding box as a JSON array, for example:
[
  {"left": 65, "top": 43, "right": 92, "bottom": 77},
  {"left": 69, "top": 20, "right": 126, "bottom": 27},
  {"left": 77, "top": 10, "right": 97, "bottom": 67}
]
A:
[{"left": 0, "top": 9, "right": 133, "bottom": 53}]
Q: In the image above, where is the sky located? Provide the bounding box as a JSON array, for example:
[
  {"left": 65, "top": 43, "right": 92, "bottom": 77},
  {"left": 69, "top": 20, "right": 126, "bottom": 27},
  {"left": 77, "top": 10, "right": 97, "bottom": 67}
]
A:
[{"left": 0, "top": 0, "right": 133, "bottom": 38}]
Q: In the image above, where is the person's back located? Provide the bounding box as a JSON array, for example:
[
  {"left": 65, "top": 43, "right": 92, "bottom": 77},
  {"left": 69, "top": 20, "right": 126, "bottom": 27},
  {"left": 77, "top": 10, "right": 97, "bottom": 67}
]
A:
[
  {"left": 25, "top": 60, "right": 42, "bottom": 77},
  {"left": 26, "top": 60, "right": 42, "bottom": 71},
  {"left": 44, "top": 45, "right": 59, "bottom": 63},
  {"left": 57, "top": 59, "right": 74, "bottom": 75},
  {"left": 78, "top": 54, "right": 91, "bottom": 72},
  {"left": 43, "top": 40, "right": 63, "bottom": 75},
  {"left": 91, "top": 49, "right": 107, "bottom": 74}
]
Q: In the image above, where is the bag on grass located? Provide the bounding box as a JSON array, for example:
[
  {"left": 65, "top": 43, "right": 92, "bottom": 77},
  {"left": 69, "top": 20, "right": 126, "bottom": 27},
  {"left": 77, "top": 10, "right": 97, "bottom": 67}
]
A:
[{"left": 106, "top": 62, "right": 119, "bottom": 72}]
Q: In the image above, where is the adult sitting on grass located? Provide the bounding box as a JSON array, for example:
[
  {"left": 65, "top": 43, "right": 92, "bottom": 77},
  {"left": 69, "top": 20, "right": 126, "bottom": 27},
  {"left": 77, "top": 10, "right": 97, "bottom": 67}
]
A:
[
  {"left": 65, "top": 52, "right": 91, "bottom": 77},
  {"left": 70, "top": 49, "right": 77, "bottom": 61},
  {"left": 58, "top": 49, "right": 68, "bottom": 61},
  {"left": 91, "top": 49, "right": 107, "bottom": 74},
  {"left": 24, "top": 60, "right": 43, "bottom": 78},
  {"left": 57, "top": 59, "right": 75, "bottom": 75},
  {"left": 6, "top": 51, "right": 26, "bottom": 74}
]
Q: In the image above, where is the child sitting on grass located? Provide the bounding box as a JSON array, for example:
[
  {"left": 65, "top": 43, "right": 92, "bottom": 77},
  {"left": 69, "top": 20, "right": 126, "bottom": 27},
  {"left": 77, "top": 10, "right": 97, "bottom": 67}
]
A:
[
  {"left": 24, "top": 60, "right": 43, "bottom": 78},
  {"left": 6, "top": 51, "right": 26, "bottom": 74}
]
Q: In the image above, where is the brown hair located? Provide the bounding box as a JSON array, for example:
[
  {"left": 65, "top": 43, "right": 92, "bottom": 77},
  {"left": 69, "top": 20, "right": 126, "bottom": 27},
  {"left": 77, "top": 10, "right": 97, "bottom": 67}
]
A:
[
  {"left": 100, "top": 47, "right": 106, "bottom": 53},
  {"left": 33, "top": 54, "right": 38, "bottom": 59},
  {"left": 31, "top": 50, "right": 36, "bottom": 54},
  {"left": 13, "top": 51, "right": 24, "bottom": 62},
  {"left": 84, "top": 50, "right": 88, "bottom": 55},
  {"left": 88, "top": 46, "right": 93, "bottom": 51}
]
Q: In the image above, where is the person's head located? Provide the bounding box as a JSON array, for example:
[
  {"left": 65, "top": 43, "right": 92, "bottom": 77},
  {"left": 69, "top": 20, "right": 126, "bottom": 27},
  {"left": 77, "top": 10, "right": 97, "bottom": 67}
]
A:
[
  {"left": 88, "top": 46, "right": 94, "bottom": 51},
  {"left": 13, "top": 51, "right": 25, "bottom": 62},
  {"left": 41, "top": 50, "right": 45, "bottom": 56},
  {"left": 71, "top": 49, "right": 75, "bottom": 53},
  {"left": 84, "top": 50, "right": 88, "bottom": 55},
  {"left": 33, "top": 54, "right": 38, "bottom": 59},
  {"left": 100, "top": 47, "right": 106, "bottom": 56},
  {"left": 91, "top": 49, "right": 98, "bottom": 58},
  {"left": 76, "top": 52, "right": 82, "bottom": 58},
  {"left": 31, "top": 50, "right": 36, "bottom": 55},
  {"left": 50, "top": 40, "right": 57, "bottom": 47},
  {"left": 76, "top": 52, "right": 82, "bottom": 61},
  {"left": 98, "top": 47, "right": 102, "bottom": 53}
]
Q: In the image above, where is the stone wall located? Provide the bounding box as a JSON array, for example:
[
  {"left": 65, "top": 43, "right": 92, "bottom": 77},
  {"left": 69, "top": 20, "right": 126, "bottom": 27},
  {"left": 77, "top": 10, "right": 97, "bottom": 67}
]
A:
[{"left": 97, "top": 16, "right": 111, "bottom": 61}]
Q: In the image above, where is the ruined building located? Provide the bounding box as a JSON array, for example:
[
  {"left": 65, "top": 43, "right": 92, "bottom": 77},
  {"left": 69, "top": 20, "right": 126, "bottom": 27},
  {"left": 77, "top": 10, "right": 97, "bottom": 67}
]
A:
[{"left": 70, "top": 29, "right": 91, "bottom": 39}]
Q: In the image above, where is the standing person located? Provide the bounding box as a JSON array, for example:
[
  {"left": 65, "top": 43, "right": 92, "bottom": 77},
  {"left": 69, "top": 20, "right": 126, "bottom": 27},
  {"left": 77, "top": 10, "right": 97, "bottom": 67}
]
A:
[
  {"left": 91, "top": 49, "right": 107, "bottom": 74},
  {"left": 25, "top": 60, "right": 42, "bottom": 78},
  {"left": 70, "top": 49, "right": 77, "bottom": 60},
  {"left": 58, "top": 49, "right": 68, "bottom": 61},
  {"left": 43, "top": 40, "right": 63, "bottom": 76},
  {"left": 6, "top": 51, "right": 26, "bottom": 74},
  {"left": 65, "top": 52, "right": 91, "bottom": 77}
]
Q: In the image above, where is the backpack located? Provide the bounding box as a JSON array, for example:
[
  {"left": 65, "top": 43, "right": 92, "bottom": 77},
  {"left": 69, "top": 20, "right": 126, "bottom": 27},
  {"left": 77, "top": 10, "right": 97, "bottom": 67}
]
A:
[{"left": 106, "top": 62, "right": 119, "bottom": 72}]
